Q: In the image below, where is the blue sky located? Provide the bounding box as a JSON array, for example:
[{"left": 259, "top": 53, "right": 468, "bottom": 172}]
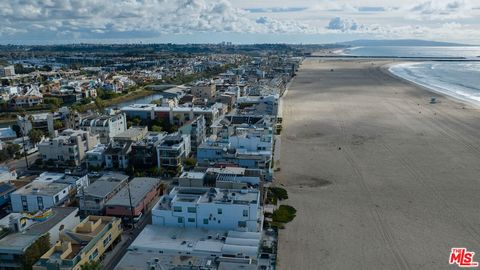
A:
[{"left": 1, "top": 0, "right": 479, "bottom": 45}]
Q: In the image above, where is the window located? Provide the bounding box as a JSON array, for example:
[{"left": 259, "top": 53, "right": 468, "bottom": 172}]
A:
[
  {"left": 203, "top": 219, "right": 208, "bottom": 225},
  {"left": 187, "top": 207, "right": 196, "bottom": 213},
  {"left": 37, "top": 197, "right": 44, "bottom": 210},
  {"left": 217, "top": 208, "right": 222, "bottom": 214},
  {"left": 89, "top": 249, "right": 99, "bottom": 260},
  {"left": 173, "top": 206, "right": 182, "bottom": 212},
  {"left": 54, "top": 195, "right": 59, "bottom": 203},
  {"left": 238, "top": 221, "right": 247, "bottom": 228},
  {"left": 243, "top": 209, "right": 248, "bottom": 217},
  {"left": 178, "top": 217, "right": 184, "bottom": 223},
  {"left": 103, "top": 234, "right": 112, "bottom": 247},
  {"left": 188, "top": 218, "right": 195, "bottom": 223}
]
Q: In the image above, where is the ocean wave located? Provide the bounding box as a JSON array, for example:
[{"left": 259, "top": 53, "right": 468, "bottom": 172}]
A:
[{"left": 389, "top": 62, "right": 480, "bottom": 106}]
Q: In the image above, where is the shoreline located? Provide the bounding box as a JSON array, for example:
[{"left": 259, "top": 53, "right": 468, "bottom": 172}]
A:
[
  {"left": 276, "top": 58, "right": 480, "bottom": 269},
  {"left": 383, "top": 62, "right": 480, "bottom": 109}
]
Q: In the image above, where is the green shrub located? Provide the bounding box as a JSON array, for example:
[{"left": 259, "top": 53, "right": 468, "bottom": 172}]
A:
[{"left": 272, "top": 205, "right": 296, "bottom": 224}]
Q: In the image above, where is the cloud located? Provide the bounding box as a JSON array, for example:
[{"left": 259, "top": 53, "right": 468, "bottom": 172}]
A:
[
  {"left": 407, "top": 0, "right": 473, "bottom": 20},
  {"left": 326, "top": 17, "right": 364, "bottom": 32}
]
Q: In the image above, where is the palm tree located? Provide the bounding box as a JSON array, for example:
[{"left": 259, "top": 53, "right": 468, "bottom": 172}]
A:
[{"left": 80, "top": 260, "right": 102, "bottom": 270}]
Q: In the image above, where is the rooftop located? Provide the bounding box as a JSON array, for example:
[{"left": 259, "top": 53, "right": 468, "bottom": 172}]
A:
[
  {"left": 156, "top": 187, "right": 259, "bottom": 210},
  {"left": 13, "top": 181, "right": 69, "bottom": 196},
  {"left": 105, "top": 177, "right": 161, "bottom": 207},
  {"left": 0, "top": 207, "right": 78, "bottom": 254},
  {"left": 82, "top": 173, "right": 128, "bottom": 198},
  {"left": 128, "top": 225, "right": 260, "bottom": 259}
]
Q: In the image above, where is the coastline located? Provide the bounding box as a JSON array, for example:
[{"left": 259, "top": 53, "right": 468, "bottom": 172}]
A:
[
  {"left": 276, "top": 58, "right": 480, "bottom": 269},
  {"left": 383, "top": 62, "right": 480, "bottom": 109}
]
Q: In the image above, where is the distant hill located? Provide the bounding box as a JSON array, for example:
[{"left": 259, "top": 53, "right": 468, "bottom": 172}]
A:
[{"left": 338, "top": 39, "right": 472, "bottom": 47}]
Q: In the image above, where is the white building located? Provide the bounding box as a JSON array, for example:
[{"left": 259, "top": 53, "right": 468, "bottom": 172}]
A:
[
  {"left": 116, "top": 225, "right": 263, "bottom": 270},
  {"left": 79, "top": 113, "right": 127, "bottom": 144},
  {"left": 152, "top": 187, "right": 262, "bottom": 232},
  {"left": 38, "top": 129, "right": 99, "bottom": 166},
  {"left": 10, "top": 181, "right": 71, "bottom": 212}
]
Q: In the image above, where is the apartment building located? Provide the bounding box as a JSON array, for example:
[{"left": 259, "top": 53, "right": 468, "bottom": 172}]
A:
[
  {"left": 105, "top": 177, "right": 163, "bottom": 217},
  {"left": 152, "top": 187, "right": 262, "bottom": 232},
  {"left": 33, "top": 216, "right": 122, "bottom": 270},
  {"left": 178, "top": 115, "right": 206, "bottom": 155},
  {"left": 10, "top": 182, "right": 71, "bottom": 212},
  {"left": 78, "top": 173, "right": 128, "bottom": 215},
  {"left": 156, "top": 134, "right": 191, "bottom": 176},
  {"left": 79, "top": 113, "right": 127, "bottom": 144},
  {"left": 38, "top": 129, "right": 99, "bottom": 166}
]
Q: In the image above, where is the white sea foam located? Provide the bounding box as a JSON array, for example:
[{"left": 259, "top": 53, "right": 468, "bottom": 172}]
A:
[{"left": 389, "top": 62, "right": 480, "bottom": 106}]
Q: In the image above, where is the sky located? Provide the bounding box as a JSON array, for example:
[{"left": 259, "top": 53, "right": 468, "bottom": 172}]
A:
[{"left": 1, "top": 0, "right": 479, "bottom": 45}]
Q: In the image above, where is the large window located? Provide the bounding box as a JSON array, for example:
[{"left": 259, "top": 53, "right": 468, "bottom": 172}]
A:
[
  {"left": 177, "top": 217, "right": 184, "bottom": 223},
  {"left": 188, "top": 218, "right": 195, "bottom": 223},
  {"left": 173, "top": 206, "right": 182, "bottom": 212},
  {"left": 37, "top": 197, "right": 44, "bottom": 210},
  {"left": 243, "top": 209, "right": 248, "bottom": 217},
  {"left": 217, "top": 208, "right": 222, "bottom": 214},
  {"left": 187, "top": 207, "right": 196, "bottom": 213}
]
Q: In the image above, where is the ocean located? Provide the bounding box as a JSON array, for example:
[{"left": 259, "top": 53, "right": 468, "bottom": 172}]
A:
[{"left": 345, "top": 46, "right": 480, "bottom": 106}]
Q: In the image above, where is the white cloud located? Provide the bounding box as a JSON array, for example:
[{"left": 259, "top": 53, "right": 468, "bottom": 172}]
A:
[
  {"left": 407, "top": 0, "right": 474, "bottom": 20},
  {"left": 0, "top": 0, "right": 479, "bottom": 43}
]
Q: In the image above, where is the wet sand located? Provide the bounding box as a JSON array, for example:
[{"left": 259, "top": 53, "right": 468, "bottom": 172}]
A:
[{"left": 276, "top": 59, "right": 480, "bottom": 270}]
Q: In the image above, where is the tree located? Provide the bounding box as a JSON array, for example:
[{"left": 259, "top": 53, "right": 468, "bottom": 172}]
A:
[
  {"left": 22, "top": 234, "right": 50, "bottom": 270},
  {"left": 54, "top": 120, "right": 64, "bottom": 130},
  {"left": 80, "top": 260, "right": 102, "bottom": 270},
  {"left": 151, "top": 125, "right": 162, "bottom": 132},
  {"left": 94, "top": 98, "right": 106, "bottom": 112},
  {"left": 28, "top": 129, "right": 44, "bottom": 145}
]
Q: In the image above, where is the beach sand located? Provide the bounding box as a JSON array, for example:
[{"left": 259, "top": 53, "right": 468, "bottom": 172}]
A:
[{"left": 276, "top": 59, "right": 480, "bottom": 270}]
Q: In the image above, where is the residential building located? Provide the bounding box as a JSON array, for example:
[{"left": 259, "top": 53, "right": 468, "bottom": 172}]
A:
[
  {"left": 104, "top": 141, "right": 133, "bottom": 170},
  {"left": 0, "top": 167, "right": 17, "bottom": 183},
  {"left": 17, "top": 113, "right": 55, "bottom": 137},
  {"left": 178, "top": 167, "right": 261, "bottom": 189},
  {"left": 116, "top": 226, "right": 264, "bottom": 270},
  {"left": 0, "top": 207, "right": 80, "bottom": 270},
  {"left": 178, "top": 115, "right": 206, "bottom": 155},
  {"left": 10, "top": 181, "right": 71, "bottom": 212},
  {"left": 0, "top": 182, "right": 16, "bottom": 207},
  {"left": 0, "top": 127, "right": 17, "bottom": 141},
  {"left": 191, "top": 81, "right": 216, "bottom": 101},
  {"left": 113, "top": 126, "right": 148, "bottom": 143},
  {"left": 33, "top": 216, "right": 122, "bottom": 270},
  {"left": 156, "top": 134, "right": 191, "bottom": 176},
  {"left": 152, "top": 187, "right": 262, "bottom": 232},
  {"left": 121, "top": 104, "right": 220, "bottom": 126},
  {"left": 78, "top": 173, "right": 128, "bottom": 215},
  {"left": 85, "top": 144, "right": 107, "bottom": 169},
  {"left": 9, "top": 95, "right": 43, "bottom": 108},
  {"left": 130, "top": 132, "right": 166, "bottom": 169},
  {"left": 38, "top": 129, "right": 99, "bottom": 166},
  {"left": 79, "top": 113, "right": 127, "bottom": 144},
  {"left": 105, "top": 177, "right": 163, "bottom": 217},
  {"left": 0, "top": 65, "right": 15, "bottom": 77}
]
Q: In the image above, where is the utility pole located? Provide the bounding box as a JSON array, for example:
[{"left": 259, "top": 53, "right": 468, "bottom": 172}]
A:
[
  {"left": 126, "top": 180, "right": 135, "bottom": 229},
  {"left": 20, "top": 119, "right": 29, "bottom": 169}
]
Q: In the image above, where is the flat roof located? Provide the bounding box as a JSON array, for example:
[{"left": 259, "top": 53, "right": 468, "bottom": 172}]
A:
[
  {"left": 114, "top": 126, "right": 147, "bottom": 139},
  {"left": 105, "top": 177, "right": 160, "bottom": 207},
  {"left": 115, "top": 251, "right": 215, "bottom": 270},
  {"left": 13, "top": 181, "right": 69, "bottom": 196},
  {"left": 121, "top": 104, "right": 217, "bottom": 113},
  {"left": 130, "top": 225, "right": 226, "bottom": 254},
  {"left": 156, "top": 187, "right": 259, "bottom": 211},
  {"left": 0, "top": 207, "right": 78, "bottom": 253},
  {"left": 83, "top": 173, "right": 128, "bottom": 198},
  {"left": 130, "top": 225, "right": 260, "bottom": 258}
]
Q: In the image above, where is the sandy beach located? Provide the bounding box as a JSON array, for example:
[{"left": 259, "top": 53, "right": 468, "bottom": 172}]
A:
[{"left": 276, "top": 59, "right": 480, "bottom": 270}]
